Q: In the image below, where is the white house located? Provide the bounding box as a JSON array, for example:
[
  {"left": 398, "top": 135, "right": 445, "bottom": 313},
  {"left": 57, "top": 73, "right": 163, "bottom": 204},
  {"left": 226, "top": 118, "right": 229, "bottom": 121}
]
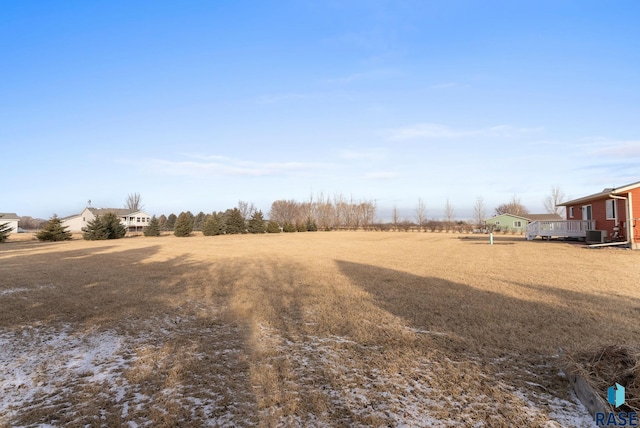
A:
[
  {"left": 61, "top": 207, "right": 152, "bottom": 232},
  {"left": 0, "top": 213, "right": 20, "bottom": 233}
]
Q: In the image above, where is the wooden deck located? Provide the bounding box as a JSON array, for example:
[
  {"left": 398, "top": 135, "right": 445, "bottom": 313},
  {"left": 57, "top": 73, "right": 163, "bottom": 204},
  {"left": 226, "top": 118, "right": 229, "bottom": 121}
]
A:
[{"left": 525, "top": 220, "right": 596, "bottom": 241}]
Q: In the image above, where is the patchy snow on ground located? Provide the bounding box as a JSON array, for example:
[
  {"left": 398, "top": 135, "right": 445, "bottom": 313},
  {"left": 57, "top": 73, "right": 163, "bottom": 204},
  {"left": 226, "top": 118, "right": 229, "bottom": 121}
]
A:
[
  {"left": 514, "top": 387, "right": 595, "bottom": 428},
  {"left": 0, "top": 317, "right": 256, "bottom": 427},
  {"left": 0, "top": 287, "right": 30, "bottom": 297},
  {"left": 1, "top": 320, "right": 594, "bottom": 426},
  {"left": 256, "top": 324, "right": 595, "bottom": 427},
  {"left": 0, "top": 323, "right": 128, "bottom": 421}
]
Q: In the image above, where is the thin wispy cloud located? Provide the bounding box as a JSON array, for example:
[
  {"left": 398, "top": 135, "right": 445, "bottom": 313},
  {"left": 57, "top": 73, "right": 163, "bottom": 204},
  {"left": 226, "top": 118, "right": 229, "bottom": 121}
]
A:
[
  {"left": 588, "top": 141, "right": 640, "bottom": 158},
  {"left": 388, "top": 123, "right": 543, "bottom": 141},
  {"left": 134, "top": 155, "right": 337, "bottom": 178}
]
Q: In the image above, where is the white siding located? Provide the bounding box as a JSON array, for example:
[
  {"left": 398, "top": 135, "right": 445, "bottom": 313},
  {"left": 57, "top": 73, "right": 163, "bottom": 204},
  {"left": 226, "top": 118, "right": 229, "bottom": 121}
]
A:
[{"left": 1, "top": 219, "right": 19, "bottom": 233}]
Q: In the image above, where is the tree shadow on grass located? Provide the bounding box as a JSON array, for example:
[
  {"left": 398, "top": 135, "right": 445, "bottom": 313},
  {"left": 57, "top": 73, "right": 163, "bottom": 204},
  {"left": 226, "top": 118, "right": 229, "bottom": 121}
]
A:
[
  {"left": 0, "top": 242, "right": 259, "bottom": 427},
  {"left": 334, "top": 259, "right": 640, "bottom": 407},
  {"left": 335, "top": 259, "right": 640, "bottom": 357}
]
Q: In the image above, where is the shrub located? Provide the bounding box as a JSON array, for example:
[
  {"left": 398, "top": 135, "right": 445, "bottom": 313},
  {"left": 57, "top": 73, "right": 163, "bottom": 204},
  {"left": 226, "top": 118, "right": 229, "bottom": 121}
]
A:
[
  {"left": 266, "top": 220, "right": 281, "bottom": 233},
  {"left": 37, "top": 215, "right": 73, "bottom": 242},
  {"left": 282, "top": 221, "right": 296, "bottom": 233},
  {"left": 306, "top": 219, "right": 318, "bottom": 232}
]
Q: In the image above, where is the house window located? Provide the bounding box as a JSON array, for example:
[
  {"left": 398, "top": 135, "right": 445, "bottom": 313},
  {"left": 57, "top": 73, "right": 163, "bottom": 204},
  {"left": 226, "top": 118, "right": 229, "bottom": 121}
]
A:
[
  {"left": 513, "top": 221, "right": 522, "bottom": 228},
  {"left": 137, "top": 217, "right": 141, "bottom": 222},
  {"left": 130, "top": 217, "right": 135, "bottom": 222},
  {"left": 569, "top": 207, "right": 574, "bottom": 218},
  {"left": 83, "top": 217, "right": 85, "bottom": 222},
  {"left": 606, "top": 199, "right": 616, "bottom": 220}
]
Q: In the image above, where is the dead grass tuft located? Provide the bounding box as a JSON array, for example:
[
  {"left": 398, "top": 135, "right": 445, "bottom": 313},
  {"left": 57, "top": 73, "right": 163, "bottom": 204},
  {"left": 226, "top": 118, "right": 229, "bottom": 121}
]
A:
[{"left": 564, "top": 345, "right": 640, "bottom": 412}]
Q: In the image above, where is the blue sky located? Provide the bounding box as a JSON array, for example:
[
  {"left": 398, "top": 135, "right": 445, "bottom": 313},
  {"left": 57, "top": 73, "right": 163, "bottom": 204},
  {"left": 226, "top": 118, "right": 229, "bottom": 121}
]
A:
[{"left": 3, "top": 1, "right": 639, "bottom": 221}]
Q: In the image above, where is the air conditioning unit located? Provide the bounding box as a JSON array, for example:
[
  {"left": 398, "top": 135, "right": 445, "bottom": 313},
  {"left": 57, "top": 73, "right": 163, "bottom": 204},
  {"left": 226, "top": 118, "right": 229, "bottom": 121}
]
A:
[{"left": 586, "top": 230, "right": 607, "bottom": 244}]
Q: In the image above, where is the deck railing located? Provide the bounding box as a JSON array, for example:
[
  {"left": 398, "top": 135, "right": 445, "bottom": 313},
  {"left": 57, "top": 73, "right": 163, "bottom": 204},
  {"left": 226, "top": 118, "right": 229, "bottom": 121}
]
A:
[{"left": 526, "top": 220, "right": 596, "bottom": 240}]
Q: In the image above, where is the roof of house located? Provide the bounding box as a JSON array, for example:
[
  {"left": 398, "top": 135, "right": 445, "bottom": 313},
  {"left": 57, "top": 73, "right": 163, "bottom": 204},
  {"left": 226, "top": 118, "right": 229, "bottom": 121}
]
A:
[
  {"left": 486, "top": 213, "right": 563, "bottom": 222},
  {"left": 485, "top": 213, "right": 531, "bottom": 222},
  {"left": 0, "top": 213, "right": 19, "bottom": 220},
  {"left": 61, "top": 208, "right": 149, "bottom": 221},
  {"left": 558, "top": 179, "right": 640, "bottom": 206},
  {"left": 86, "top": 208, "right": 142, "bottom": 217}
]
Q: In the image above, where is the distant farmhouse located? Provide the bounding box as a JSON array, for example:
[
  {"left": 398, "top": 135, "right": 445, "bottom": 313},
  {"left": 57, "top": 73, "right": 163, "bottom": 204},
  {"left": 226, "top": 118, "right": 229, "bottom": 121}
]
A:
[
  {"left": 0, "top": 213, "right": 20, "bottom": 234},
  {"left": 485, "top": 213, "right": 562, "bottom": 234},
  {"left": 61, "top": 207, "right": 152, "bottom": 233}
]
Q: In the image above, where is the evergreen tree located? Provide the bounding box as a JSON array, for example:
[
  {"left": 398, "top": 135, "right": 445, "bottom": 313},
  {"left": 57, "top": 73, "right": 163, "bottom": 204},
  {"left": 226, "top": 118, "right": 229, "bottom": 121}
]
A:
[
  {"left": 193, "top": 211, "right": 207, "bottom": 231},
  {"left": 0, "top": 216, "right": 12, "bottom": 243},
  {"left": 83, "top": 212, "right": 127, "bottom": 240},
  {"left": 82, "top": 216, "right": 108, "bottom": 240},
  {"left": 202, "top": 212, "right": 225, "bottom": 236},
  {"left": 185, "top": 211, "right": 196, "bottom": 226},
  {"left": 165, "top": 213, "right": 177, "bottom": 231},
  {"left": 266, "top": 219, "right": 281, "bottom": 233},
  {"left": 157, "top": 214, "right": 167, "bottom": 230},
  {"left": 282, "top": 221, "right": 296, "bottom": 233},
  {"left": 225, "top": 208, "right": 246, "bottom": 234},
  {"left": 296, "top": 221, "right": 307, "bottom": 232},
  {"left": 36, "top": 215, "right": 73, "bottom": 242},
  {"left": 306, "top": 218, "right": 318, "bottom": 232},
  {"left": 144, "top": 215, "right": 161, "bottom": 237},
  {"left": 173, "top": 212, "right": 193, "bottom": 237},
  {"left": 247, "top": 210, "right": 266, "bottom": 234}
]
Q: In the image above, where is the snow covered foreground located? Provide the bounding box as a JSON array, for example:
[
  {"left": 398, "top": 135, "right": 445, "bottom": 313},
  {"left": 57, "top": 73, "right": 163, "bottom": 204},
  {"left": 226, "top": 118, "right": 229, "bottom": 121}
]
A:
[{"left": 1, "top": 320, "right": 595, "bottom": 427}]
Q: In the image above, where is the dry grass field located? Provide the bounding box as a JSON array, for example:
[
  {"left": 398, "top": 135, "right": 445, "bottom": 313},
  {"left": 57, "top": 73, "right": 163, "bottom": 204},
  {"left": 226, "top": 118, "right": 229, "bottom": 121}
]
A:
[{"left": 1, "top": 231, "right": 639, "bottom": 427}]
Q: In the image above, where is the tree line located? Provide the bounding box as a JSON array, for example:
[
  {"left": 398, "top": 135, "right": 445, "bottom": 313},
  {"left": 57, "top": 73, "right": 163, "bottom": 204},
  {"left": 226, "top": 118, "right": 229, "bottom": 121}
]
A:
[
  {"left": 153, "top": 193, "right": 377, "bottom": 235},
  {"left": 23, "top": 186, "right": 566, "bottom": 241}
]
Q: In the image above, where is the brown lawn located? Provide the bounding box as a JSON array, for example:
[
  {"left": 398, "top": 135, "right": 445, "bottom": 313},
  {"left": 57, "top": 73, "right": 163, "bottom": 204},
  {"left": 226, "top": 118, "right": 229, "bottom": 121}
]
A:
[{"left": 1, "top": 232, "right": 638, "bottom": 427}]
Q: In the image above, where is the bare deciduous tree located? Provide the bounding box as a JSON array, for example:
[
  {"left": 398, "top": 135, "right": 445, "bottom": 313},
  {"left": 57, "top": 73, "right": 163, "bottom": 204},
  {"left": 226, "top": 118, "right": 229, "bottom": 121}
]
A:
[
  {"left": 315, "top": 192, "right": 336, "bottom": 231},
  {"left": 415, "top": 198, "right": 427, "bottom": 231},
  {"left": 237, "top": 200, "right": 256, "bottom": 221},
  {"left": 494, "top": 195, "right": 528, "bottom": 216},
  {"left": 473, "top": 196, "right": 486, "bottom": 228},
  {"left": 125, "top": 193, "right": 143, "bottom": 211},
  {"left": 392, "top": 205, "right": 399, "bottom": 231},
  {"left": 444, "top": 198, "right": 455, "bottom": 231},
  {"left": 544, "top": 186, "right": 566, "bottom": 216},
  {"left": 269, "top": 199, "right": 299, "bottom": 227}
]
